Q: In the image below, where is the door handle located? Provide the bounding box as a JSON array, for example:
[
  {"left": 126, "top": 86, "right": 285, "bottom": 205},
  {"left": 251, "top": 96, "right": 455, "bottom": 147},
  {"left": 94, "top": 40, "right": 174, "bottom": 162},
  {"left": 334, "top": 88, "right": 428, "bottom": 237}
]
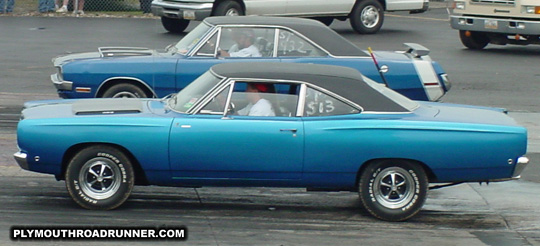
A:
[{"left": 280, "top": 129, "right": 297, "bottom": 133}]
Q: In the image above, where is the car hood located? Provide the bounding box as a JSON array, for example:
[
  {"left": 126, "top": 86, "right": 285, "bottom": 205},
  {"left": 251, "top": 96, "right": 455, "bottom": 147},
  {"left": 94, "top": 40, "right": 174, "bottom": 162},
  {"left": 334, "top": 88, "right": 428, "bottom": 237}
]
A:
[
  {"left": 52, "top": 47, "right": 158, "bottom": 67},
  {"left": 21, "top": 98, "right": 169, "bottom": 120}
]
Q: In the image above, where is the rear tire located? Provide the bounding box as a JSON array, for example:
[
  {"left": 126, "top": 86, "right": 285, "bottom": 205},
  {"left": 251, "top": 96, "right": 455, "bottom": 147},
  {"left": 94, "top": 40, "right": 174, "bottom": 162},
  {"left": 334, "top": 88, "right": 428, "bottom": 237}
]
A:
[
  {"left": 213, "top": 1, "right": 244, "bottom": 16},
  {"left": 161, "top": 17, "right": 190, "bottom": 33},
  {"left": 350, "top": 0, "right": 384, "bottom": 34},
  {"left": 102, "top": 83, "right": 149, "bottom": 98},
  {"left": 65, "top": 145, "right": 135, "bottom": 210},
  {"left": 358, "top": 160, "right": 428, "bottom": 221},
  {"left": 459, "top": 30, "right": 489, "bottom": 50}
]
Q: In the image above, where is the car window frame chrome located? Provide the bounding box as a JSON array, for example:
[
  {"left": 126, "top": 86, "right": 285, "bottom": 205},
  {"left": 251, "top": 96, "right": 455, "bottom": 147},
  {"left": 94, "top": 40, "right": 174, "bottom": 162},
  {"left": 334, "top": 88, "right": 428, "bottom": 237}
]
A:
[
  {"left": 178, "top": 73, "right": 413, "bottom": 117},
  {"left": 184, "top": 73, "right": 230, "bottom": 114},
  {"left": 211, "top": 78, "right": 308, "bottom": 118},
  {"left": 193, "top": 79, "right": 234, "bottom": 116},
  {"left": 186, "top": 24, "right": 220, "bottom": 57},
  {"left": 190, "top": 24, "right": 338, "bottom": 58},
  {"left": 275, "top": 28, "right": 330, "bottom": 58},
  {"left": 208, "top": 77, "right": 364, "bottom": 117},
  {"left": 302, "top": 84, "right": 364, "bottom": 116}
]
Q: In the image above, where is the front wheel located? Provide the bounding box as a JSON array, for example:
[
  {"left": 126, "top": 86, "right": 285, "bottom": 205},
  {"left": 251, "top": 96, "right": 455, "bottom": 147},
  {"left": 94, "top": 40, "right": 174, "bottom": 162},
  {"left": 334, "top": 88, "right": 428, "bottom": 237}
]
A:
[
  {"left": 349, "top": 0, "right": 384, "bottom": 34},
  {"left": 459, "top": 30, "right": 489, "bottom": 50},
  {"left": 102, "top": 83, "right": 149, "bottom": 98},
  {"left": 65, "top": 145, "right": 135, "bottom": 210},
  {"left": 161, "top": 17, "right": 190, "bottom": 33},
  {"left": 213, "top": 1, "right": 244, "bottom": 16},
  {"left": 358, "top": 160, "right": 428, "bottom": 221}
]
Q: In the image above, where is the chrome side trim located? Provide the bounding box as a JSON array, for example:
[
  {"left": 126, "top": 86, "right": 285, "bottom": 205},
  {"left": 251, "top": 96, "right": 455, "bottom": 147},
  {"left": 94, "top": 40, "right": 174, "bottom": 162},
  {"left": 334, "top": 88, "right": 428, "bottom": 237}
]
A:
[
  {"left": 98, "top": 47, "right": 154, "bottom": 57},
  {"left": 486, "top": 177, "right": 520, "bottom": 182},
  {"left": 14, "top": 151, "right": 29, "bottom": 170}
]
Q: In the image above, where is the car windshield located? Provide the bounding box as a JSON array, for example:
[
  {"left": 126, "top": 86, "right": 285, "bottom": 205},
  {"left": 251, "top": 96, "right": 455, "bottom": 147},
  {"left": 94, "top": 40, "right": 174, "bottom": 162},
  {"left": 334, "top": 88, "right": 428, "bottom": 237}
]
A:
[
  {"left": 168, "top": 71, "right": 222, "bottom": 113},
  {"left": 362, "top": 75, "right": 419, "bottom": 111},
  {"left": 173, "top": 23, "right": 213, "bottom": 55}
]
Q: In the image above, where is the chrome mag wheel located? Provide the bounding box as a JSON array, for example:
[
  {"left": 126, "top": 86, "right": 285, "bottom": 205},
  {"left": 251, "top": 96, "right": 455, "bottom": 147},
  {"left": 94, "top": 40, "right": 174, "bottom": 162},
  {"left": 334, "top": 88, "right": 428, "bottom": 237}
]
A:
[
  {"left": 372, "top": 167, "right": 415, "bottom": 209},
  {"left": 79, "top": 157, "right": 122, "bottom": 200}
]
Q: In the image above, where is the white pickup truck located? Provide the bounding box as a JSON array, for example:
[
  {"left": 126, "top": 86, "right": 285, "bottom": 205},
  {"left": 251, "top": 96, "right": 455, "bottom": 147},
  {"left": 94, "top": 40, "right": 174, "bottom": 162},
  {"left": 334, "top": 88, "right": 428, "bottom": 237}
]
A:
[
  {"left": 151, "top": 0, "right": 429, "bottom": 34},
  {"left": 449, "top": 0, "right": 540, "bottom": 49}
]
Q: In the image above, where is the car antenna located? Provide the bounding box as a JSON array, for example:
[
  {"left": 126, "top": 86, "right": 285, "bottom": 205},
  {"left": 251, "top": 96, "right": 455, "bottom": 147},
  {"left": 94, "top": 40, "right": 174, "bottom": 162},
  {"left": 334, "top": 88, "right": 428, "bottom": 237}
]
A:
[{"left": 367, "top": 47, "right": 389, "bottom": 87}]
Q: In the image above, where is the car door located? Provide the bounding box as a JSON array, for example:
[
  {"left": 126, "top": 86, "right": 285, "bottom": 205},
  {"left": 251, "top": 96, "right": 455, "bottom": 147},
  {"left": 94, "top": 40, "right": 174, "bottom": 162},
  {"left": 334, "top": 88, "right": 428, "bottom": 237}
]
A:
[
  {"left": 245, "top": 0, "right": 287, "bottom": 15},
  {"left": 176, "top": 26, "right": 279, "bottom": 92},
  {"left": 169, "top": 81, "right": 304, "bottom": 186},
  {"left": 286, "top": 0, "right": 353, "bottom": 15},
  {"left": 300, "top": 85, "right": 365, "bottom": 188}
]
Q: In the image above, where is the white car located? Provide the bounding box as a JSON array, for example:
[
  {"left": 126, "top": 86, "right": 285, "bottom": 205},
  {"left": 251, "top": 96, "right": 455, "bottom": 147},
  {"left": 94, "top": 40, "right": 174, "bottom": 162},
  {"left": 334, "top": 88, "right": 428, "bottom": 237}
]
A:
[{"left": 151, "top": 0, "right": 429, "bottom": 34}]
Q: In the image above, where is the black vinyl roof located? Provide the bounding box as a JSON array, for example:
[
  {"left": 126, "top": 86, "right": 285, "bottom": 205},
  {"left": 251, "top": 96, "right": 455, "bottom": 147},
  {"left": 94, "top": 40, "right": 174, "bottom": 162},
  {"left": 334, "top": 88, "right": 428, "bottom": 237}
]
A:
[
  {"left": 211, "top": 62, "right": 408, "bottom": 112},
  {"left": 204, "top": 16, "right": 367, "bottom": 57}
]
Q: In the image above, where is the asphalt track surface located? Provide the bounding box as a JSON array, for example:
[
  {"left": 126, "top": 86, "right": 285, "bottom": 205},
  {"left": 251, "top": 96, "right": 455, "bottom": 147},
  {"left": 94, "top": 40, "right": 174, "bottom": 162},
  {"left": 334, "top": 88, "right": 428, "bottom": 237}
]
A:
[{"left": 1, "top": 5, "right": 540, "bottom": 245}]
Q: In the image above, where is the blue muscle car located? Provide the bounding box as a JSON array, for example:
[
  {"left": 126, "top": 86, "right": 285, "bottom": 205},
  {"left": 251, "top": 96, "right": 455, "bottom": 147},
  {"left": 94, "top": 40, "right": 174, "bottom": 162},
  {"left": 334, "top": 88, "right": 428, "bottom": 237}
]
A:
[
  {"left": 51, "top": 16, "right": 450, "bottom": 102},
  {"left": 17, "top": 63, "right": 527, "bottom": 221}
]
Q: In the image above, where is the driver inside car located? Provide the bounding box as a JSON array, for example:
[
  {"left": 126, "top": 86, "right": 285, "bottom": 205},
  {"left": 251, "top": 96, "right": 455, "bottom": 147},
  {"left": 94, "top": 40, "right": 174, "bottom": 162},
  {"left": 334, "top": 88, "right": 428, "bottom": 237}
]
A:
[
  {"left": 218, "top": 29, "right": 262, "bottom": 58},
  {"left": 237, "top": 83, "right": 275, "bottom": 116}
]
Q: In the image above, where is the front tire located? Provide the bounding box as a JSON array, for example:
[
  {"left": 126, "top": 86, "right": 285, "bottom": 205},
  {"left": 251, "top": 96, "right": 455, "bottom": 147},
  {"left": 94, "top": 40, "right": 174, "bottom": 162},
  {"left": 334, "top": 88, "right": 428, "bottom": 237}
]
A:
[
  {"left": 350, "top": 0, "right": 384, "bottom": 34},
  {"left": 65, "top": 145, "right": 135, "bottom": 210},
  {"left": 358, "top": 160, "right": 428, "bottom": 221},
  {"left": 102, "top": 83, "right": 149, "bottom": 98},
  {"left": 213, "top": 0, "right": 244, "bottom": 16},
  {"left": 161, "top": 17, "right": 190, "bottom": 33},
  {"left": 459, "top": 30, "right": 489, "bottom": 50}
]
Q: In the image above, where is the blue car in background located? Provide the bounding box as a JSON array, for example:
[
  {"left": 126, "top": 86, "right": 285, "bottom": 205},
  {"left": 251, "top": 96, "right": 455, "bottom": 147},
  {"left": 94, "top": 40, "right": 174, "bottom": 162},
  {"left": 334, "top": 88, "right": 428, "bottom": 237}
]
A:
[
  {"left": 17, "top": 63, "right": 527, "bottom": 222},
  {"left": 51, "top": 16, "right": 450, "bottom": 101}
]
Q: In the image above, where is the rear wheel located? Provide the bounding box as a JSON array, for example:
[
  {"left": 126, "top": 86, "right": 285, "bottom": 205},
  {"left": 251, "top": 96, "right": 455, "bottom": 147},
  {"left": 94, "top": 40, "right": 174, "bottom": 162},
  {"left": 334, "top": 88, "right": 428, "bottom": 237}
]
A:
[
  {"left": 161, "top": 17, "right": 190, "bottom": 33},
  {"left": 102, "top": 83, "right": 149, "bottom": 98},
  {"left": 358, "top": 160, "right": 428, "bottom": 221},
  {"left": 65, "top": 145, "right": 135, "bottom": 210},
  {"left": 459, "top": 30, "right": 489, "bottom": 50},
  {"left": 213, "top": 1, "right": 244, "bottom": 16},
  {"left": 350, "top": 0, "right": 384, "bottom": 34}
]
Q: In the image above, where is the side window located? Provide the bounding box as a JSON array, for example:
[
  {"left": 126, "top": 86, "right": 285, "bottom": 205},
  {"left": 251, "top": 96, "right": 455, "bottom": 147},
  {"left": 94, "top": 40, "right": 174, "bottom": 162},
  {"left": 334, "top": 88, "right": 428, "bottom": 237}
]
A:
[
  {"left": 218, "top": 27, "right": 276, "bottom": 57},
  {"left": 195, "top": 32, "right": 218, "bottom": 57},
  {"left": 303, "top": 87, "right": 359, "bottom": 117},
  {"left": 199, "top": 85, "right": 231, "bottom": 115},
  {"left": 277, "top": 29, "right": 326, "bottom": 57},
  {"left": 230, "top": 82, "right": 300, "bottom": 117}
]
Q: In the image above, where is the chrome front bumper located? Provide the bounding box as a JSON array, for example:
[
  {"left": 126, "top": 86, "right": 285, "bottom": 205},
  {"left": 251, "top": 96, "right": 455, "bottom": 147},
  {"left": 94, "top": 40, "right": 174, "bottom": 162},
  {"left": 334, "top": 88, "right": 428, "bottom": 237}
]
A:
[
  {"left": 14, "top": 151, "right": 29, "bottom": 170},
  {"left": 151, "top": 0, "right": 213, "bottom": 20},
  {"left": 51, "top": 73, "right": 73, "bottom": 91},
  {"left": 450, "top": 15, "right": 540, "bottom": 35}
]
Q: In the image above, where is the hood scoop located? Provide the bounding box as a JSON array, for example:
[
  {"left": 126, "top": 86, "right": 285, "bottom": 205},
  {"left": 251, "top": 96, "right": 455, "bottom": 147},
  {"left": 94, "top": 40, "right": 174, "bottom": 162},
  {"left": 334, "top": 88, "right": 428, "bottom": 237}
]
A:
[
  {"left": 73, "top": 99, "right": 143, "bottom": 115},
  {"left": 98, "top": 47, "right": 154, "bottom": 57}
]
